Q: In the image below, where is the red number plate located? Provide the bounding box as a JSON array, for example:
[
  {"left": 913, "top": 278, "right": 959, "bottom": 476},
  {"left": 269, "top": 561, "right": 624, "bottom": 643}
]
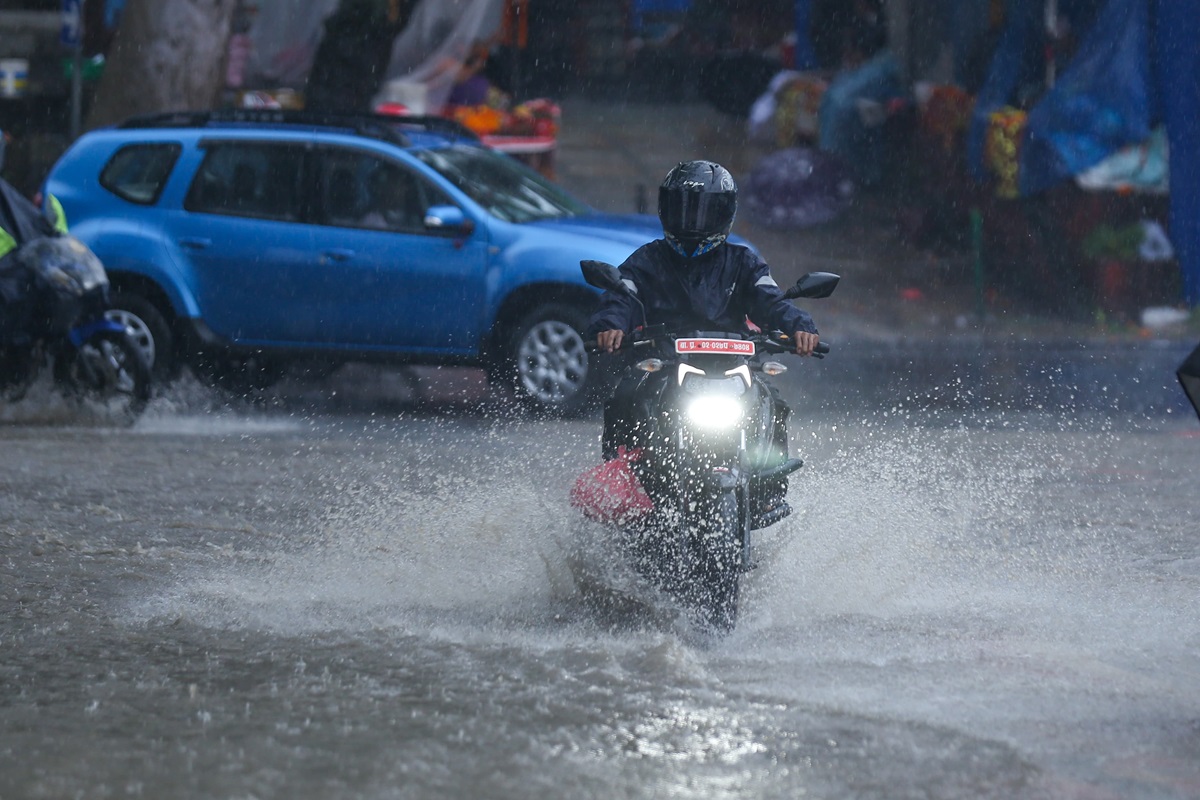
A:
[{"left": 674, "top": 338, "right": 755, "bottom": 355}]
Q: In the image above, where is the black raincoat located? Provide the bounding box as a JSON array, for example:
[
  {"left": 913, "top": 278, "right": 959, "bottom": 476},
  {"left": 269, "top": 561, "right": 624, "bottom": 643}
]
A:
[
  {"left": 0, "top": 178, "right": 54, "bottom": 256},
  {"left": 0, "top": 178, "right": 58, "bottom": 336}
]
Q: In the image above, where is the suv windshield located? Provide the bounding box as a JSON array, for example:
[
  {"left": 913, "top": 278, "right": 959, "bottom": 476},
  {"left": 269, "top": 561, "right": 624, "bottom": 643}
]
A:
[{"left": 414, "top": 145, "right": 590, "bottom": 223}]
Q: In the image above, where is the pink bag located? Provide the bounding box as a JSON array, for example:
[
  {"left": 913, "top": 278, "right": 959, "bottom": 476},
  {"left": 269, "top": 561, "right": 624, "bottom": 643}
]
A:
[{"left": 569, "top": 446, "right": 653, "bottom": 525}]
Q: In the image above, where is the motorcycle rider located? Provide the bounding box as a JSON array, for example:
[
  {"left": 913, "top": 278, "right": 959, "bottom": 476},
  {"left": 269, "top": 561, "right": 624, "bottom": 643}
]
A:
[{"left": 588, "top": 159, "right": 822, "bottom": 526}]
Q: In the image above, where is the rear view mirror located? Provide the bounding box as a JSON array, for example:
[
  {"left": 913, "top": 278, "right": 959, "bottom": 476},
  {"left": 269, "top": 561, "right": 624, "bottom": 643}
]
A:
[
  {"left": 424, "top": 205, "right": 472, "bottom": 233},
  {"left": 784, "top": 271, "right": 840, "bottom": 300},
  {"left": 580, "top": 260, "right": 625, "bottom": 293}
]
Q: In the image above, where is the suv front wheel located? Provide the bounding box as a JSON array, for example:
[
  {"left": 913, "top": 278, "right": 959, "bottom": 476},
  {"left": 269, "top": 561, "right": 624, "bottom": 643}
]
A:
[
  {"left": 106, "top": 291, "right": 177, "bottom": 381},
  {"left": 497, "top": 304, "right": 597, "bottom": 416}
]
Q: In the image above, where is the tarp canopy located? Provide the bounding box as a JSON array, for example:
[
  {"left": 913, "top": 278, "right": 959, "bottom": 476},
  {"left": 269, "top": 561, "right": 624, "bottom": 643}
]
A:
[{"left": 244, "top": 0, "right": 504, "bottom": 111}]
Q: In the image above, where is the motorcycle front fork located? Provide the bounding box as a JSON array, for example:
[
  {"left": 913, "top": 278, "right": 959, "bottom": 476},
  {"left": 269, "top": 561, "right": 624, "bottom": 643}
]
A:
[{"left": 675, "top": 428, "right": 753, "bottom": 571}]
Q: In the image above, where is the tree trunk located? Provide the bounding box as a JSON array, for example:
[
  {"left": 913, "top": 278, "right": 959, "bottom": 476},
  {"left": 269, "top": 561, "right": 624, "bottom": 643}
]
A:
[{"left": 85, "top": 0, "right": 237, "bottom": 130}]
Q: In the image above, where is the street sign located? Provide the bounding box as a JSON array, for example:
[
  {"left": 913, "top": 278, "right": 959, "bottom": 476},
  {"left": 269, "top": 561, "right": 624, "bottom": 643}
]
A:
[{"left": 61, "top": 0, "right": 82, "bottom": 48}]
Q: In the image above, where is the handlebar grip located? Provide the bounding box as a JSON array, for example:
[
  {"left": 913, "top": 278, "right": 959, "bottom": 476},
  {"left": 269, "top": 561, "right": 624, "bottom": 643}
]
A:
[
  {"left": 769, "top": 333, "right": 831, "bottom": 358},
  {"left": 586, "top": 340, "right": 629, "bottom": 354}
]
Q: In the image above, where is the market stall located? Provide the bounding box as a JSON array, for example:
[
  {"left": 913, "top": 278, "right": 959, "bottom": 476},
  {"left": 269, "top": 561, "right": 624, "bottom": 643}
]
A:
[
  {"left": 962, "top": 0, "right": 1199, "bottom": 314},
  {"left": 443, "top": 97, "right": 559, "bottom": 180},
  {"left": 236, "top": 0, "right": 561, "bottom": 178}
]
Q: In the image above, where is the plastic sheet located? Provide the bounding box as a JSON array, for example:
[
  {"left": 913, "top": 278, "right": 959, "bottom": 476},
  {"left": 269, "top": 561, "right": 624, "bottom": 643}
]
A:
[
  {"left": 741, "top": 147, "right": 855, "bottom": 229},
  {"left": 570, "top": 447, "right": 653, "bottom": 526},
  {"left": 1075, "top": 127, "right": 1167, "bottom": 194}
]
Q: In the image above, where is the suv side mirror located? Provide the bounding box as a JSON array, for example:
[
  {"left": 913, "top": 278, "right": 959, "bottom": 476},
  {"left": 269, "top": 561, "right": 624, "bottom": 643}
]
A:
[
  {"left": 783, "top": 271, "right": 840, "bottom": 300},
  {"left": 424, "top": 205, "right": 473, "bottom": 234}
]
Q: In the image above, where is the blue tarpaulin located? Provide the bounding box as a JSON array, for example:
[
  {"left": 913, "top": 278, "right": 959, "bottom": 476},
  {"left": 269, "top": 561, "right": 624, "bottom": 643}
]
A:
[
  {"left": 1018, "top": 0, "right": 1153, "bottom": 196},
  {"left": 1155, "top": 0, "right": 1200, "bottom": 306}
]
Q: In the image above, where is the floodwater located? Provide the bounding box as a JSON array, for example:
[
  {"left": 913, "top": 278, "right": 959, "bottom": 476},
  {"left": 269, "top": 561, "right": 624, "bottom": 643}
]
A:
[{"left": 1, "top": 377, "right": 1198, "bottom": 799}]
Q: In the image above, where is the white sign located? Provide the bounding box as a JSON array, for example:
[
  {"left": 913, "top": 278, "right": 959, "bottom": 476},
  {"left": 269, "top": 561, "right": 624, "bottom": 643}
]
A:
[{"left": 674, "top": 338, "right": 755, "bottom": 355}]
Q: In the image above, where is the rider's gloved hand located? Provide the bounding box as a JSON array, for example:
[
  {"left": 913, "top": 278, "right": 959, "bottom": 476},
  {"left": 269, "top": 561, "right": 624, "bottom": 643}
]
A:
[
  {"left": 597, "top": 329, "right": 625, "bottom": 353},
  {"left": 793, "top": 331, "right": 820, "bottom": 356}
]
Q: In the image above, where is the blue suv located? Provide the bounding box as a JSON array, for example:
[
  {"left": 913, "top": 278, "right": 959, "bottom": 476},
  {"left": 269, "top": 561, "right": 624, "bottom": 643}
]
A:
[{"left": 44, "top": 110, "right": 669, "bottom": 414}]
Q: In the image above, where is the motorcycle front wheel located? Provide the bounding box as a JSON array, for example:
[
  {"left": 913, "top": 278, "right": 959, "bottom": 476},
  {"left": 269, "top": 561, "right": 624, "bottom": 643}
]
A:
[
  {"left": 683, "top": 488, "right": 743, "bottom": 634},
  {"left": 55, "top": 330, "right": 152, "bottom": 425}
]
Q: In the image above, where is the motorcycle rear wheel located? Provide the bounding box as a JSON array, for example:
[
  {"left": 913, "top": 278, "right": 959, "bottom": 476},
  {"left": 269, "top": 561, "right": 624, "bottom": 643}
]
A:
[{"left": 55, "top": 330, "right": 152, "bottom": 425}]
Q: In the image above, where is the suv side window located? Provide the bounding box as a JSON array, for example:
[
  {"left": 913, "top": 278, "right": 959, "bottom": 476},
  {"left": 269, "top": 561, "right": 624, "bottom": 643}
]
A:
[
  {"left": 185, "top": 142, "right": 305, "bottom": 222},
  {"left": 315, "top": 148, "right": 452, "bottom": 235},
  {"left": 100, "top": 143, "right": 181, "bottom": 205}
]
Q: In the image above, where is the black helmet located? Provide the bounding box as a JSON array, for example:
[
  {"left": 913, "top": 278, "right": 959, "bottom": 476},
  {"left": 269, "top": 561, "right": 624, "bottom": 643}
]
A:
[{"left": 658, "top": 160, "right": 738, "bottom": 257}]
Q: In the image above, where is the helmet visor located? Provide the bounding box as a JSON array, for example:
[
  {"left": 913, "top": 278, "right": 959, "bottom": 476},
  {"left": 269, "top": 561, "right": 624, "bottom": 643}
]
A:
[{"left": 659, "top": 188, "right": 736, "bottom": 238}]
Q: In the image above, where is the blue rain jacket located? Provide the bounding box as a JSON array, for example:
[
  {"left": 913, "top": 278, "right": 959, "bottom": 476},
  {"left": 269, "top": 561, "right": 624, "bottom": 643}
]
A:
[{"left": 587, "top": 239, "right": 817, "bottom": 338}]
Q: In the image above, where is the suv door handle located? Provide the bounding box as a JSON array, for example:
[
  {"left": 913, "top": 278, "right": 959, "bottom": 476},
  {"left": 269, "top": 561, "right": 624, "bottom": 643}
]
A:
[
  {"left": 321, "top": 248, "right": 355, "bottom": 263},
  {"left": 178, "top": 236, "right": 211, "bottom": 249}
]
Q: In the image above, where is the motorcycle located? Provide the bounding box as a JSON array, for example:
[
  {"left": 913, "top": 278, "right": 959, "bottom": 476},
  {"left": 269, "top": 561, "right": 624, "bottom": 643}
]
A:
[
  {"left": 572, "top": 259, "right": 838, "bottom": 633},
  {"left": 0, "top": 235, "right": 151, "bottom": 423}
]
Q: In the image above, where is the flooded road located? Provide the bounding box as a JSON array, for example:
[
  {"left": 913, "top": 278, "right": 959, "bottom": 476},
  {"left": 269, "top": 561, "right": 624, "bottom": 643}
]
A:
[{"left": 2, "top": 383, "right": 1198, "bottom": 799}]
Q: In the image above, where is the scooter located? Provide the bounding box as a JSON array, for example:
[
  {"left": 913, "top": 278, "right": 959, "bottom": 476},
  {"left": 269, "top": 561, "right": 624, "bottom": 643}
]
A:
[
  {"left": 0, "top": 235, "right": 151, "bottom": 423},
  {"left": 572, "top": 260, "right": 838, "bottom": 633}
]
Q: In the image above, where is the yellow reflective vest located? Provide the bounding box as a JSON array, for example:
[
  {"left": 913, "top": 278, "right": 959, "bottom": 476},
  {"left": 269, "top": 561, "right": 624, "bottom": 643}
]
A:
[
  {"left": 0, "top": 194, "right": 66, "bottom": 260},
  {"left": 46, "top": 194, "right": 68, "bottom": 234}
]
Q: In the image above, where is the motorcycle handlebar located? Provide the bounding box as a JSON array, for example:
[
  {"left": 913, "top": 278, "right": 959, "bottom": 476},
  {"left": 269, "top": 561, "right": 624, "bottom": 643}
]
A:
[{"left": 761, "top": 334, "right": 830, "bottom": 359}]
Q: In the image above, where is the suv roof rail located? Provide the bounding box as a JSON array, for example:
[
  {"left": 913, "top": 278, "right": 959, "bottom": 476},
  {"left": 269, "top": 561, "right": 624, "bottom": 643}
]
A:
[
  {"left": 386, "top": 114, "right": 481, "bottom": 142},
  {"left": 116, "top": 108, "right": 480, "bottom": 146}
]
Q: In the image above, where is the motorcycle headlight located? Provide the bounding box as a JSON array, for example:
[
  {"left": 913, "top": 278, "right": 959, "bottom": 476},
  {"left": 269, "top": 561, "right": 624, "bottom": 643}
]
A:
[
  {"left": 685, "top": 394, "right": 744, "bottom": 430},
  {"left": 677, "top": 362, "right": 748, "bottom": 430}
]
